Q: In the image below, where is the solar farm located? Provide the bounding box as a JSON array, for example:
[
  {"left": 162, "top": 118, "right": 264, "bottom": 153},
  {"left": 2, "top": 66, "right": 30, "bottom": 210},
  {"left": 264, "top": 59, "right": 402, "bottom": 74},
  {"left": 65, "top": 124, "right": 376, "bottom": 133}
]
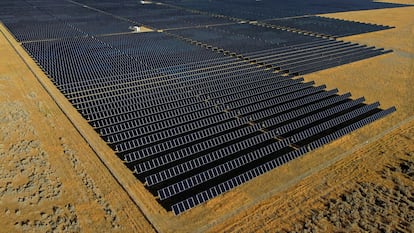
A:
[{"left": 1, "top": 0, "right": 413, "bottom": 232}]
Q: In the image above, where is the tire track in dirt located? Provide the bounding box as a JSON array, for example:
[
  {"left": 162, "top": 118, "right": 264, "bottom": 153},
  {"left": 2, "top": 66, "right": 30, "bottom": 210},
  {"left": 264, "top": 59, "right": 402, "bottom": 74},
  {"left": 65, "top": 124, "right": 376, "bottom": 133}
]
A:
[{"left": 59, "top": 136, "right": 120, "bottom": 229}]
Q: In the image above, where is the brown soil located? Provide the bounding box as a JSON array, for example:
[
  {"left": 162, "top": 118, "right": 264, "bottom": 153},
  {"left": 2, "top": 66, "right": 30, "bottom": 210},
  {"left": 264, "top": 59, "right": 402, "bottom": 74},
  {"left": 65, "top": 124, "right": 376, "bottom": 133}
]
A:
[{"left": 0, "top": 2, "right": 413, "bottom": 233}]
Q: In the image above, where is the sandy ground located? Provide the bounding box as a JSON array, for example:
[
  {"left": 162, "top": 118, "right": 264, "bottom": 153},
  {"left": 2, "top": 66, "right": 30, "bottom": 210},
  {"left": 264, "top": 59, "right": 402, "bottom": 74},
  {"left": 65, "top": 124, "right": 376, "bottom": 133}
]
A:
[{"left": 0, "top": 1, "right": 413, "bottom": 233}]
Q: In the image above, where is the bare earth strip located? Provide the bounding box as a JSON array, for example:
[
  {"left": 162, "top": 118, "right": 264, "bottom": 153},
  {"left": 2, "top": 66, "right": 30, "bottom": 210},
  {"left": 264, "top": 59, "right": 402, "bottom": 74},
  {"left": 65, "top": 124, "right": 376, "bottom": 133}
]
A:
[{"left": 0, "top": 2, "right": 413, "bottom": 233}]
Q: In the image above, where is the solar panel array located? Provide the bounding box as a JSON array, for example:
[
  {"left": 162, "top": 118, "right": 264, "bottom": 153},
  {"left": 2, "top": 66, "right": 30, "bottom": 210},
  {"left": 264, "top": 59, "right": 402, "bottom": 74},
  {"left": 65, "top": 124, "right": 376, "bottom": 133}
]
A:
[
  {"left": 157, "top": 0, "right": 408, "bottom": 20},
  {"left": 166, "top": 24, "right": 392, "bottom": 75},
  {"left": 1, "top": 0, "right": 233, "bottom": 42},
  {"left": 239, "top": 40, "right": 391, "bottom": 76},
  {"left": 262, "top": 16, "right": 393, "bottom": 38},
  {"left": 1, "top": 0, "right": 398, "bottom": 215},
  {"left": 76, "top": 2, "right": 235, "bottom": 30}
]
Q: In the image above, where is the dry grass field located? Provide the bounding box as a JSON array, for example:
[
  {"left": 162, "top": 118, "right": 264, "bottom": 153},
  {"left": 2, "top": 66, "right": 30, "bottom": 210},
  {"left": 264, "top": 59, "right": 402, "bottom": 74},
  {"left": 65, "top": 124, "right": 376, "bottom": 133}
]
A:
[{"left": 0, "top": 1, "right": 413, "bottom": 232}]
